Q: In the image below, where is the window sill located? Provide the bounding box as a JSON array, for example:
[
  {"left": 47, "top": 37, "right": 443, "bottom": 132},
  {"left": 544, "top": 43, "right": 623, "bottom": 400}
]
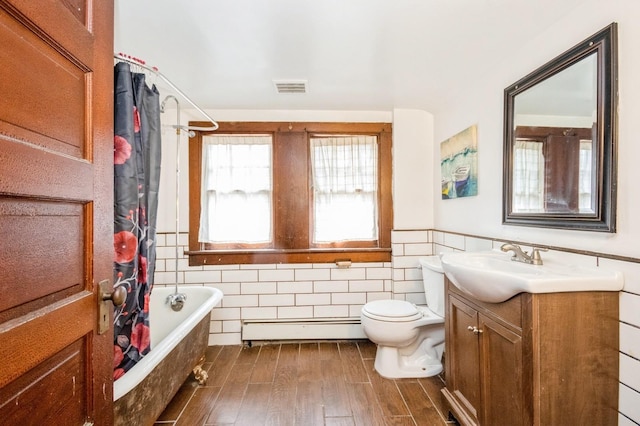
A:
[{"left": 185, "top": 248, "right": 392, "bottom": 266}]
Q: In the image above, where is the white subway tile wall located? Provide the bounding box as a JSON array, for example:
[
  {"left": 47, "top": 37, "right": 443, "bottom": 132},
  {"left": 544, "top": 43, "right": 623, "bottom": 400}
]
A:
[
  {"left": 599, "top": 257, "right": 640, "bottom": 424},
  {"left": 155, "top": 230, "right": 434, "bottom": 344},
  {"left": 155, "top": 232, "right": 408, "bottom": 345},
  {"left": 154, "top": 229, "right": 640, "bottom": 424}
]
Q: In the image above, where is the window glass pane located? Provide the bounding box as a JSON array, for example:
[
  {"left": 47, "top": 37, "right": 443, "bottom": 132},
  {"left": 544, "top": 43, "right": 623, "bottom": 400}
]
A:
[
  {"left": 199, "top": 134, "right": 272, "bottom": 244},
  {"left": 579, "top": 140, "right": 593, "bottom": 212},
  {"left": 310, "top": 135, "right": 378, "bottom": 243},
  {"left": 513, "top": 140, "right": 544, "bottom": 212}
]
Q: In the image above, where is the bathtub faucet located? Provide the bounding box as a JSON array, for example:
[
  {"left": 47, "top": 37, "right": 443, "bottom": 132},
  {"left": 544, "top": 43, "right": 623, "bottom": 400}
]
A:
[
  {"left": 166, "top": 292, "right": 187, "bottom": 311},
  {"left": 500, "top": 243, "right": 547, "bottom": 265}
]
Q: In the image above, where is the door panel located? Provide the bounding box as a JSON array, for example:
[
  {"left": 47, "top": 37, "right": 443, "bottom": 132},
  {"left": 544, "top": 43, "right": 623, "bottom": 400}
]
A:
[
  {"left": 0, "top": 9, "right": 87, "bottom": 157},
  {"left": 0, "top": 199, "right": 84, "bottom": 317},
  {"left": 0, "top": 139, "right": 94, "bottom": 199},
  {"left": 448, "top": 295, "right": 481, "bottom": 421},
  {"left": 479, "top": 314, "right": 525, "bottom": 425},
  {"left": 0, "top": 339, "right": 87, "bottom": 425},
  {"left": 0, "top": 0, "right": 114, "bottom": 424}
]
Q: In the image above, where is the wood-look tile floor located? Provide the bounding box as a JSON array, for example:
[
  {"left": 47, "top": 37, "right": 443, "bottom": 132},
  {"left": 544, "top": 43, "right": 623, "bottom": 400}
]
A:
[{"left": 154, "top": 340, "right": 455, "bottom": 426}]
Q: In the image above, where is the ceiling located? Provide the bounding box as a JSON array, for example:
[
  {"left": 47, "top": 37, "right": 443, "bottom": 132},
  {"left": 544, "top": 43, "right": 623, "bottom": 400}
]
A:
[{"left": 114, "top": 0, "right": 587, "bottom": 114}]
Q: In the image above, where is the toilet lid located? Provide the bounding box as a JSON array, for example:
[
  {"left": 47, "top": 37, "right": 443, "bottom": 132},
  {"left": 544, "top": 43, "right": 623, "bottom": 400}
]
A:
[{"left": 362, "top": 300, "right": 423, "bottom": 322}]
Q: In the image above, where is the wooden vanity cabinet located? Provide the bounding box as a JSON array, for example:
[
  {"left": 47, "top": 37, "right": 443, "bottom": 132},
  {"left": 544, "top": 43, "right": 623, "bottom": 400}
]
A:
[{"left": 442, "top": 278, "right": 618, "bottom": 426}]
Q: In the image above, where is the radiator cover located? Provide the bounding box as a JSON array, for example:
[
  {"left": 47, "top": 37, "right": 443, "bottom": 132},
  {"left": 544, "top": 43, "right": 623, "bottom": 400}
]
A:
[{"left": 241, "top": 317, "right": 366, "bottom": 342}]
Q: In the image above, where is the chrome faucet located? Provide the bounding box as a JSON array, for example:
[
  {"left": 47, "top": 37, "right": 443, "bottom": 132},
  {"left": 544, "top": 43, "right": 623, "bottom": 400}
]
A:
[{"left": 500, "top": 243, "right": 547, "bottom": 265}]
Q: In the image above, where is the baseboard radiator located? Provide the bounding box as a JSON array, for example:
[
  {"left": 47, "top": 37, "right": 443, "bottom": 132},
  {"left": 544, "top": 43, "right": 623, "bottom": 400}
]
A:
[{"left": 241, "top": 317, "right": 367, "bottom": 342}]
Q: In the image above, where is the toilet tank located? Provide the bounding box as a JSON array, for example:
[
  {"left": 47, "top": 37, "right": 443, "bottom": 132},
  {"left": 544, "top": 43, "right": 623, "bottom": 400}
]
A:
[{"left": 418, "top": 256, "right": 445, "bottom": 317}]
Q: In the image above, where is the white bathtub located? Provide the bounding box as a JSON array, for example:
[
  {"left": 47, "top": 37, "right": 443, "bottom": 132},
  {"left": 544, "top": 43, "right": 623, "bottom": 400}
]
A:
[{"left": 113, "top": 285, "right": 223, "bottom": 424}]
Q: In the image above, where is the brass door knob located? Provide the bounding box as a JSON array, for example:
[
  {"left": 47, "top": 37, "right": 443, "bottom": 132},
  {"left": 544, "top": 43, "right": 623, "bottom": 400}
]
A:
[{"left": 102, "top": 285, "right": 126, "bottom": 307}]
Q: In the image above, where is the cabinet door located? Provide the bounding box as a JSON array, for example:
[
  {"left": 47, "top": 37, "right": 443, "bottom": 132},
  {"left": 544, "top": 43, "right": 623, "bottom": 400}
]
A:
[
  {"left": 448, "top": 296, "right": 482, "bottom": 422},
  {"left": 479, "top": 314, "right": 526, "bottom": 426}
]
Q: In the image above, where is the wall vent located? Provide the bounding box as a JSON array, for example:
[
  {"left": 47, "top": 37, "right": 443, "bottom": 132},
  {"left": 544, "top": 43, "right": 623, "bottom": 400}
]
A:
[{"left": 273, "top": 80, "right": 308, "bottom": 94}]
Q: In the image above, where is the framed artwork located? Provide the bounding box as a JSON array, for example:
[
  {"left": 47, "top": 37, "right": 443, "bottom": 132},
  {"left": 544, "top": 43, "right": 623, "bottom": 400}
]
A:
[{"left": 441, "top": 124, "right": 478, "bottom": 199}]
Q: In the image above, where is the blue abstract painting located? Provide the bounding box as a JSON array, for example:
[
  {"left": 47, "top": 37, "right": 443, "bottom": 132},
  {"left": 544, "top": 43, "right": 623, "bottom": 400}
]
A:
[{"left": 440, "top": 125, "right": 478, "bottom": 199}]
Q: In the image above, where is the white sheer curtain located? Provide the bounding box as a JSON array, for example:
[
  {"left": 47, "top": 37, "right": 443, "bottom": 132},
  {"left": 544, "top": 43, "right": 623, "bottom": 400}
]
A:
[
  {"left": 579, "top": 140, "right": 593, "bottom": 212},
  {"left": 198, "top": 135, "right": 272, "bottom": 244},
  {"left": 310, "top": 135, "right": 378, "bottom": 243},
  {"left": 513, "top": 140, "right": 544, "bottom": 212}
]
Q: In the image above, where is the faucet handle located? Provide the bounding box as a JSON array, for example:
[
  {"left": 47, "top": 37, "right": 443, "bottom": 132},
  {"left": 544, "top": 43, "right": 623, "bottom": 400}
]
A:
[{"left": 531, "top": 247, "right": 548, "bottom": 265}]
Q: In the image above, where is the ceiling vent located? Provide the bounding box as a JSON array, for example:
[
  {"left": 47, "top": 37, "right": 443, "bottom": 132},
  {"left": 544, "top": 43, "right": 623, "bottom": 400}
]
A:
[{"left": 273, "top": 80, "right": 308, "bottom": 94}]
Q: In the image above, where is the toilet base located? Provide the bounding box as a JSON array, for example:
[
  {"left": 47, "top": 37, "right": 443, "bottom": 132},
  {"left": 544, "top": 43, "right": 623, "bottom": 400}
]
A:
[{"left": 373, "top": 339, "right": 444, "bottom": 379}]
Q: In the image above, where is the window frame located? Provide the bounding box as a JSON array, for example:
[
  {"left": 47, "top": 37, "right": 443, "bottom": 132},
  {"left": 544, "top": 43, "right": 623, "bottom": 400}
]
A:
[
  {"left": 187, "top": 121, "right": 392, "bottom": 266},
  {"left": 309, "top": 133, "right": 380, "bottom": 249},
  {"left": 198, "top": 133, "right": 274, "bottom": 249}
]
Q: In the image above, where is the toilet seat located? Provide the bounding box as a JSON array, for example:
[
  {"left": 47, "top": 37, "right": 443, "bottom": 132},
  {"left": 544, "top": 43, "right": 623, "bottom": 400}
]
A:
[{"left": 361, "top": 300, "right": 423, "bottom": 322}]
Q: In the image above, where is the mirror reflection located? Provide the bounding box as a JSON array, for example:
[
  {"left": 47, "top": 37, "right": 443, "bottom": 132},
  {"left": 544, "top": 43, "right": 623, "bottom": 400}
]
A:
[
  {"left": 503, "top": 23, "right": 617, "bottom": 232},
  {"left": 512, "top": 53, "right": 597, "bottom": 214}
]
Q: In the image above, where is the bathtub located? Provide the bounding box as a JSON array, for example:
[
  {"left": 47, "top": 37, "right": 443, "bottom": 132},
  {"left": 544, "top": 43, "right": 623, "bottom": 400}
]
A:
[{"left": 113, "top": 285, "right": 223, "bottom": 425}]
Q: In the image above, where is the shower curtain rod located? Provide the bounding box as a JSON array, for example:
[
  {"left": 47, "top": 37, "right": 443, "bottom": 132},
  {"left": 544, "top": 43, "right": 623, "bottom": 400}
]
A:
[{"left": 114, "top": 53, "right": 219, "bottom": 132}]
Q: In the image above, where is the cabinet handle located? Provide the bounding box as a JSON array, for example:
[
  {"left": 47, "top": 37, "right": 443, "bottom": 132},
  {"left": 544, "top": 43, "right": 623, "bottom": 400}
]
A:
[
  {"left": 467, "top": 326, "right": 474, "bottom": 332},
  {"left": 467, "top": 326, "right": 483, "bottom": 335}
]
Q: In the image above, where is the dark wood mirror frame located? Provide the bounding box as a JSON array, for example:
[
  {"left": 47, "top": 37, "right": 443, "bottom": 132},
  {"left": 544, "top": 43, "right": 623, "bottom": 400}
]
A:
[{"left": 503, "top": 23, "right": 618, "bottom": 232}]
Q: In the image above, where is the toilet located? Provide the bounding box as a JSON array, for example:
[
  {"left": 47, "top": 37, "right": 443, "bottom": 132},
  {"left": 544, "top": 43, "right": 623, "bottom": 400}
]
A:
[{"left": 360, "top": 255, "right": 445, "bottom": 379}]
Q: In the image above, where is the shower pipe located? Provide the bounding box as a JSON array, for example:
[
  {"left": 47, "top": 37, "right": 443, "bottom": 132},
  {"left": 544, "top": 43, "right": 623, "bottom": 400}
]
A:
[
  {"left": 114, "top": 53, "right": 219, "bottom": 132},
  {"left": 160, "top": 95, "right": 189, "bottom": 312}
]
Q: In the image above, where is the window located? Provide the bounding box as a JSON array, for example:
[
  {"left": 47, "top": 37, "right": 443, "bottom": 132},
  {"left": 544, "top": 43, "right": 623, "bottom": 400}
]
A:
[
  {"left": 513, "top": 139, "right": 544, "bottom": 213},
  {"left": 187, "top": 122, "right": 392, "bottom": 265},
  {"left": 199, "top": 134, "right": 272, "bottom": 247},
  {"left": 310, "top": 135, "right": 378, "bottom": 245},
  {"left": 578, "top": 140, "right": 593, "bottom": 213}
]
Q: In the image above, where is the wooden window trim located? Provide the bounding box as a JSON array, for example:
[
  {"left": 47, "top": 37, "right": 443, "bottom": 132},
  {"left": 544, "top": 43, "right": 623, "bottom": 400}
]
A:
[{"left": 187, "top": 121, "right": 392, "bottom": 265}]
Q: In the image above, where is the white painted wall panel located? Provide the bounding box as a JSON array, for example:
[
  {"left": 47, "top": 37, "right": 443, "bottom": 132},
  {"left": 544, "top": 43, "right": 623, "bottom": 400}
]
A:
[{"left": 392, "top": 108, "right": 434, "bottom": 230}]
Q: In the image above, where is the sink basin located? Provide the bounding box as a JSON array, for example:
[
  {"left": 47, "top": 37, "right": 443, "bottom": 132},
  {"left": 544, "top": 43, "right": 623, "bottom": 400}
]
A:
[{"left": 440, "top": 250, "right": 623, "bottom": 303}]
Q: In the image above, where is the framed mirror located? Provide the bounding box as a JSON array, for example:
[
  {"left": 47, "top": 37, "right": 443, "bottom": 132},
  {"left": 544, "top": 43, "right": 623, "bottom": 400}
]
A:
[{"left": 503, "top": 23, "right": 618, "bottom": 232}]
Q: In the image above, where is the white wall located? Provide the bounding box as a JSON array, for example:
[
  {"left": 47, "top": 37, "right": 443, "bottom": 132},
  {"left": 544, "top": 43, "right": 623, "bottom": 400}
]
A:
[
  {"left": 433, "top": 0, "right": 640, "bottom": 259},
  {"left": 392, "top": 109, "right": 434, "bottom": 230}
]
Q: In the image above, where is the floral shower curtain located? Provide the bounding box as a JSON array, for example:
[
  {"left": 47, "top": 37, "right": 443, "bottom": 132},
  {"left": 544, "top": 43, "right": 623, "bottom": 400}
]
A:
[{"left": 113, "top": 62, "right": 162, "bottom": 379}]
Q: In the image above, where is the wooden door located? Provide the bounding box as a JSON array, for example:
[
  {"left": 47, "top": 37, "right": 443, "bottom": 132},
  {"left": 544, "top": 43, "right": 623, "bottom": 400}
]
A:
[
  {"left": 479, "top": 314, "right": 526, "bottom": 425},
  {"left": 0, "top": 0, "right": 114, "bottom": 424},
  {"left": 447, "top": 295, "right": 481, "bottom": 423}
]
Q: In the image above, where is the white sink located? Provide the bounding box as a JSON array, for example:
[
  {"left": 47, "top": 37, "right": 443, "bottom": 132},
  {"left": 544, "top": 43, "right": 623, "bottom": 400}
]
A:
[{"left": 440, "top": 250, "right": 624, "bottom": 303}]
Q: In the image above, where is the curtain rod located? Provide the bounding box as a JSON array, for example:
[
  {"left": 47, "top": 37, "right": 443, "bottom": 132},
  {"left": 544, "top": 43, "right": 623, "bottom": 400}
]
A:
[{"left": 114, "top": 53, "right": 219, "bottom": 131}]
